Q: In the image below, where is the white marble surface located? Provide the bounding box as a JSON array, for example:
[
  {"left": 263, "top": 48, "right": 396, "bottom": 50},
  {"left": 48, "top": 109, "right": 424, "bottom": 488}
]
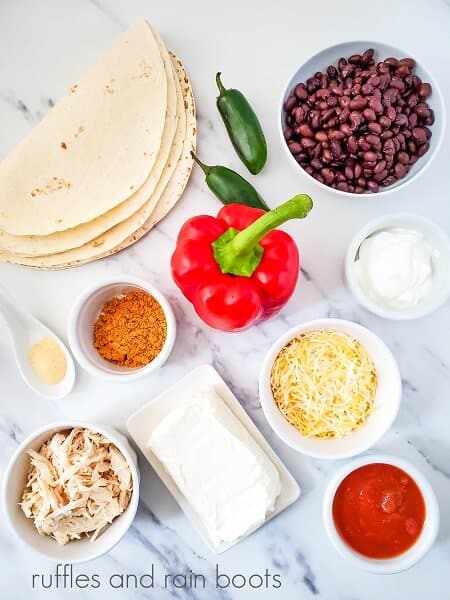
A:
[{"left": 0, "top": 0, "right": 449, "bottom": 598}]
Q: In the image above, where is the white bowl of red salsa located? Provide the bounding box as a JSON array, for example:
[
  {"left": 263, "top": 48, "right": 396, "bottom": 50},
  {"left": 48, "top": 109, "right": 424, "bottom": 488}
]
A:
[{"left": 323, "top": 454, "right": 439, "bottom": 573}]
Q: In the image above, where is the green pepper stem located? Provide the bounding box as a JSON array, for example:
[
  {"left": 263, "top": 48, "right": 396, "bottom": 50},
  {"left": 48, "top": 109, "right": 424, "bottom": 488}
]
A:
[
  {"left": 216, "top": 72, "right": 227, "bottom": 96},
  {"left": 229, "top": 195, "right": 312, "bottom": 256},
  {"left": 212, "top": 195, "right": 313, "bottom": 277},
  {"left": 191, "top": 151, "right": 211, "bottom": 176}
]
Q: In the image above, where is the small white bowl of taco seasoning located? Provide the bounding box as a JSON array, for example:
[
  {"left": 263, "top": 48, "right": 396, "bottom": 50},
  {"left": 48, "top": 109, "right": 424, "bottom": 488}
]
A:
[
  {"left": 2, "top": 421, "right": 139, "bottom": 563},
  {"left": 68, "top": 275, "right": 176, "bottom": 382},
  {"left": 345, "top": 213, "right": 450, "bottom": 320},
  {"left": 259, "top": 318, "right": 401, "bottom": 459},
  {"left": 323, "top": 453, "right": 439, "bottom": 573}
]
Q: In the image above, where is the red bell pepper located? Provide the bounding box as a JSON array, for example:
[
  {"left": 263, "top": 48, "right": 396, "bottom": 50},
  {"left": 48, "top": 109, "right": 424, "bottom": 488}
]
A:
[{"left": 171, "top": 195, "right": 313, "bottom": 331}]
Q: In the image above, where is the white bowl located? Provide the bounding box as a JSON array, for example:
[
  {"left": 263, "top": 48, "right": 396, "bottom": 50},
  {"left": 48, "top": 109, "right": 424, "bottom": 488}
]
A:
[
  {"left": 68, "top": 275, "right": 176, "bottom": 382},
  {"left": 2, "top": 421, "right": 140, "bottom": 563},
  {"left": 345, "top": 213, "right": 450, "bottom": 319},
  {"left": 259, "top": 318, "right": 401, "bottom": 459},
  {"left": 280, "top": 41, "right": 446, "bottom": 198},
  {"left": 323, "top": 453, "right": 440, "bottom": 573}
]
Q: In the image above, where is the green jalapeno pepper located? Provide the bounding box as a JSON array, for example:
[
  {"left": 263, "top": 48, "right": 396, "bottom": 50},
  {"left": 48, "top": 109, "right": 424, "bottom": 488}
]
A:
[
  {"left": 216, "top": 73, "right": 267, "bottom": 175},
  {"left": 191, "top": 152, "right": 268, "bottom": 211}
]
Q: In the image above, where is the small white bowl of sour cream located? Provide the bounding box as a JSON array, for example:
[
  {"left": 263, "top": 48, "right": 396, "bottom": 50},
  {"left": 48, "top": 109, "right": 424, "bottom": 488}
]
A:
[{"left": 345, "top": 213, "right": 450, "bottom": 320}]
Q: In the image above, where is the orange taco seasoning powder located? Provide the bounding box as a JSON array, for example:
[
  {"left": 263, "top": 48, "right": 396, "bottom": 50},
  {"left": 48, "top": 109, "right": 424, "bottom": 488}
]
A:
[{"left": 93, "top": 290, "right": 167, "bottom": 368}]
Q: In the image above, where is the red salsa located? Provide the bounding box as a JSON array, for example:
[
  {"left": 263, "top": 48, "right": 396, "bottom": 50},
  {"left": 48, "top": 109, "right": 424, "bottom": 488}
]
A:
[{"left": 332, "top": 463, "right": 426, "bottom": 559}]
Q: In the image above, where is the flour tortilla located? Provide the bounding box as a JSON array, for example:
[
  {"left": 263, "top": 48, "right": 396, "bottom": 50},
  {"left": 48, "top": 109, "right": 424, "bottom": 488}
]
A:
[
  {"left": 0, "top": 20, "right": 168, "bottom": 235},
  {"left": 0, "top": 23, "right": 178, "bottom": 256},
  {"left": 1, "top": 53, "right": 196, "bottom": 269}
]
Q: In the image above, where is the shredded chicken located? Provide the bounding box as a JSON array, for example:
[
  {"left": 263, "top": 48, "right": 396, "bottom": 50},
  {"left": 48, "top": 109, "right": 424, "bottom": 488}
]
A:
[{"left": 20, "top": 427, "right": 132, "bottom": 545}]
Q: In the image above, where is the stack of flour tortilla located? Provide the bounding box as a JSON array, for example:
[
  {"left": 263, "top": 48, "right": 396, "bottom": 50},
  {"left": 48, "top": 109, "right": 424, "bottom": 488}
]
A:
[{"left": 0, "top": 20, "right": 196, "bottom": 269}]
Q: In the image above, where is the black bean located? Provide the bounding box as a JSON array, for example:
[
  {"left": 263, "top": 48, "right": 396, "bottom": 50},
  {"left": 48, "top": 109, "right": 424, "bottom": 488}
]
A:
[
  {"left": 315, "top": 131, "right": 328, "bottom": 143},
  {"left": 399, "top": 57, "right": 416, "bottom": 69},
  {"left": 395, "top": 65, "right": 410, "bottom": 78},
  {"left": 327, "top": 65, "right": 338, "bottom": 78},
  {"left": 363, "top": 108, "right": 377, "bottom": 122},
  {"left": 415, "top": 103, "right": 431, "bottom": 119},
  {"left": 284, "top": 95, "right": 297, "bottom": 111},
  {"left": 361, "top": 83, "right": 374, "bottom": 96},
  {"left": 301, "top": 138, "right": 316, "bottom": 149},
  {"left": 394, "top": 113, "right": 408, "bottom": 127},
  {"left": 374, "top": 168, "right": 388, "bottom": 182},
  {"left": 350, "top": 96, "right": 368, "bottom": 110},
  {"left": 374, "top": 160, "right": 387, "bottom": 174},
  {"left": 284, "top": 127, "right": 293, "bottom": 141},
  {"left": 368, "top": 122, "right": 382, "bottom": 134},
  {"left": 386, "top": 106, "right": 397, "bottom": 121},
  {"left": 426, "top": 109, "right": 435, "bottom": 126},
  {"left": 417, "top": 142, "right": 430, "bottom": 156},
  {"left": 390, "top": 76, "right": 405, "bottom": 91},
  {"left": 381, "top": 130, "right": 393, "bottom": 140},
  {"left": 321, "top": 168, "right": 335, "bottom": 184},
  {"left": 385, "top": 57, "right": 399, "bottom": 68},
  {"left": 288, "top": 141, "right": 302, "bottom": 154},
  {"left": 363, "top": 151, "right": 378, "bottom": 162},
  {"left": 348, "top": 54, "right": 362, "bottom": 64},
  {"left": 298, "top": 124, "right": 314, "bottom": 137},
  {"left": 338, "top": 57, "right": 348, "bottom": 71},
  {"left": 412, "top": 127, "right": 428, "bottom": 144},
  {"left": 382, "top": 175, "right": 397, "bottom": 186},
  {"left": 330, "top": 140, "right": 343, "bottom": 158},
  {"left": 327, "top": 96, "right": 338, "bottom": 107},
  {"left": 322, "top": 108, "right": 337, "bottom": 122},
  {"left": 294, "top": 84, "right": 308, "bottom": 100},
  {"left": 362, "top": 48, "right": 375, "bottom": 64},
  {"left": 345, "top": 165, "right": 354, "bottom": 180},
  {"left": 369, "top": 97, "right": 383, "bottom": 114},
  {"left": 310, "top": 114, "right": 321, "bottom": 130},
  {"left": 366, "top": 134, "right": 382, "bottom": 149},
  {"left": 328, "top": 129, "right": 344, "bottom": 141},
  {"left": 408, "top": 113, "right": 418, "bottom": 128},
  {"left": 394, "top": 163, "right": 407, "bottom": 177},
  {"left": 358, "top": 139, "right": 371, "bottom": 152},
  {"left": 316, "top": 88, "right": 331, "bottom": 99},
  {"left": 347, "top": 135, "right": 358, "bottom": 153}
]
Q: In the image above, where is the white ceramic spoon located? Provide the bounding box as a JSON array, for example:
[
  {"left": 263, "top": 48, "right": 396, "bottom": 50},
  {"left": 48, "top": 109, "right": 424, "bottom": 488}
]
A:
[{"left": 0, "top": 284, "right": 75, "bottom": 399}]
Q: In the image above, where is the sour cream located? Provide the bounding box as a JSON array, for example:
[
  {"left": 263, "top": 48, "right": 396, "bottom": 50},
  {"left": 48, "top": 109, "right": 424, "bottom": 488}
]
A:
[{"left": 356, "top": 228, "right": 435, "bottom": 310}]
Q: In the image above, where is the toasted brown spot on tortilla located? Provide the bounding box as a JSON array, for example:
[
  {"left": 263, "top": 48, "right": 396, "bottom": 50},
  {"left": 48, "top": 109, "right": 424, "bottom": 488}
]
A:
[{"left": 74, "top": 125, "right": 85, "bottom": 138}]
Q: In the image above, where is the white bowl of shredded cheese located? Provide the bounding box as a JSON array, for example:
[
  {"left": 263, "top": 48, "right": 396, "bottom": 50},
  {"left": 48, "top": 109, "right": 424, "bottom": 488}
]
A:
[
  {"left": 2, "top": 422, "right": 139, "bottom": 562},
  {"left": 259, "top": 319, "right": 402, "bottom": 459}
]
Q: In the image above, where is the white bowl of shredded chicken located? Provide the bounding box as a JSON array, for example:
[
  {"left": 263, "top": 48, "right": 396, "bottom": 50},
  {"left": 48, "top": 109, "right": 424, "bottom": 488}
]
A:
[
  {"left": 259, "top": 319, "right": 402, "bottom": 459},
  {"left": 3, "top": 423, "right": 139, "bottom": 562}
]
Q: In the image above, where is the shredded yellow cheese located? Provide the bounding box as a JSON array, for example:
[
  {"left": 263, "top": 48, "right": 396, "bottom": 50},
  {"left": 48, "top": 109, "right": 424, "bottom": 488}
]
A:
[{"left": 270, "top": 329, "right": 377, "bottom": 439}]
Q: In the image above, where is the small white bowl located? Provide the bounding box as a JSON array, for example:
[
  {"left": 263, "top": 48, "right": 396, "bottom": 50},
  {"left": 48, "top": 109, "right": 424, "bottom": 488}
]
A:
[
  {"left": 280, "top": 41, "right": 446, "bottom": 198},
  {"left": 259, "top": 318, "right": 401, "bottom": 459},
  {"left": 345, "top": 213, "right": 450, "bottom": 319},
  {"left": 68, "top": 275, "right": 176, "bottom": 382},
  {"left": 323, "top": 454, "right": 440, "bottom": 573},
  {"left": 2, "top": 421, "right": 140, "bottom": 563}
]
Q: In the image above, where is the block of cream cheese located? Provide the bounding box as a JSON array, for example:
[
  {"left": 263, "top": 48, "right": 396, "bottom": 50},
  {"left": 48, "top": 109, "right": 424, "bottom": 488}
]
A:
[{"left": 148, "top": 388, "right": 282, "bottom": 547}]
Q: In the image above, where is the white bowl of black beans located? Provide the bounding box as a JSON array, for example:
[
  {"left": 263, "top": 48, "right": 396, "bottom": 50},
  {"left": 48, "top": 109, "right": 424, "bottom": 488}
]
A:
[{"left": 280, "top": 42, "right": 445, "bottom": 196}]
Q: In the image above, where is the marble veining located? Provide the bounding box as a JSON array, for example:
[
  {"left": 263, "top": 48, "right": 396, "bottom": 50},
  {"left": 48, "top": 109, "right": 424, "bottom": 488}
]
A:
[{"left": 0, "top": 0, "right": 449, "bottom": 599}]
